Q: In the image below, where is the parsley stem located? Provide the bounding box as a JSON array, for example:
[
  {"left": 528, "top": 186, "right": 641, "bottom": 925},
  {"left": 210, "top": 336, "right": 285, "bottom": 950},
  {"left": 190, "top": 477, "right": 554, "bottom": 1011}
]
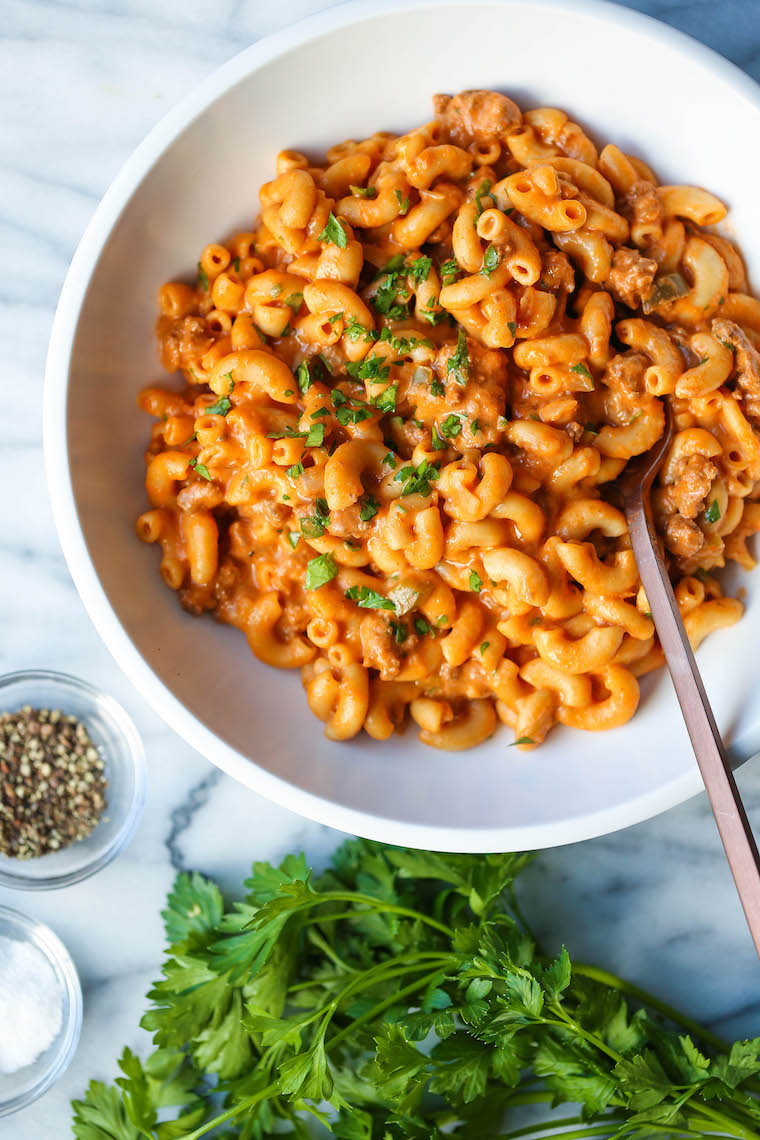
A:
[
  {"left": 687, "top": 1101, "right": 760, "bottom": 1140},
  {"left": 496, "top": 1117, "right": 626, "bottom": 1140},
  {"left": 546, "top": 1003, "right": 624, "bottom": 1063},
  {"left": 572, "top": 964, "right": 728, "bottom": 1054},
  {"left": 327, "top": 963, "right": 453, "bottom": 1050},
  {"left": 179, "top": 1080, "right": 280, "bottom": 1140},
  {"left": 299, "top": 891, "right": 456, "bottom": 937}
]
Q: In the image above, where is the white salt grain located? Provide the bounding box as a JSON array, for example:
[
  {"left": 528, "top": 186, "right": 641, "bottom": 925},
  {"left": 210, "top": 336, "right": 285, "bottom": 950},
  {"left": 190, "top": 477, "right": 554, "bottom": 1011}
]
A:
[{"left": 0, "top": 935, "right": 63, "bottom": 1073}]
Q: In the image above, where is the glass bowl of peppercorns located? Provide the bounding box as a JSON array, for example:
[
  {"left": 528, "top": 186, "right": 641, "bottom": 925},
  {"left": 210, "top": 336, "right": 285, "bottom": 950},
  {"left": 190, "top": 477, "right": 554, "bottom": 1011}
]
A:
[{"left": 0, "top": 670, "right": 146, "bottom": 889}]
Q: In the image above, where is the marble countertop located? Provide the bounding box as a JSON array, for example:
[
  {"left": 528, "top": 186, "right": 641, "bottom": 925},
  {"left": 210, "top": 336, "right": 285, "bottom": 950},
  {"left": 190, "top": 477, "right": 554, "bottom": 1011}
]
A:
[{"left": 4, "top": 0, "right": 760, "bottom": 1132}]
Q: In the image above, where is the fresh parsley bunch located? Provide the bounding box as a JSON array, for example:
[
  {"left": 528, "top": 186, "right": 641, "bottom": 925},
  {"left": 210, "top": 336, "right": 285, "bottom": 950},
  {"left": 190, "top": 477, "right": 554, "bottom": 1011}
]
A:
[{"left": 72, "top": 841, "right": 760, "bottom": 1140}]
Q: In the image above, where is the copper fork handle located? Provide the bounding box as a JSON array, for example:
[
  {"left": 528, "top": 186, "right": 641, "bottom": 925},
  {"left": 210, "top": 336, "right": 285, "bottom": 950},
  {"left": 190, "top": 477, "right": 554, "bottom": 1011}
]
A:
[{"left": 626, "top": 491, "right": 760, "bottom": 956}]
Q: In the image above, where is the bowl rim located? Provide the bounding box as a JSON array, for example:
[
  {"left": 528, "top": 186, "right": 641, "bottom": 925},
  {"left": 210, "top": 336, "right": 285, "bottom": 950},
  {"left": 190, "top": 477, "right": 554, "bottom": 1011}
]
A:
[
  {"left": 0, "top": 903, "right": 83, "bottom": 1116},
  {"left": 0, "top": 669, "right": 147, "bottom": 888},
  {"left": 42, "top": 0, "right": 760, "bottom": 853}
]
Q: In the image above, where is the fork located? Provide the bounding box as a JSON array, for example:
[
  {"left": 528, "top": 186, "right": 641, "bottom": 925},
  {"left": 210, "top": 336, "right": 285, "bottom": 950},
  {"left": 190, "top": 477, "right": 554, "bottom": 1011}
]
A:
[{"left": 620, "top": 402, "right": 760, "bottom": 957}]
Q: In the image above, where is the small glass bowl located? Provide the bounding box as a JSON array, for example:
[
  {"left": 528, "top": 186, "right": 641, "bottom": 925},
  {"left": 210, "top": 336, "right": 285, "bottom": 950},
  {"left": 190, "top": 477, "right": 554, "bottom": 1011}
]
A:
[
  {"left": 0, "top": 670, "right": 146, "bottom": 889},
  {"left": 0, "top": 904, "right": 83, "bottom": 1116}
]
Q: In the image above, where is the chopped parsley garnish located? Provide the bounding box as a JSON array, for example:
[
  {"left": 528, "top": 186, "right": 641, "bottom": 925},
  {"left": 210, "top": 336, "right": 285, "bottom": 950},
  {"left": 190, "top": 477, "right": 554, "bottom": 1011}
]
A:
[
  {"left": 205, "top": 395, "right": 231, "bottom": 416},
  {"left": 232, "top": 256, "right": 240, "bottom": 272},
  {"left": 480, "top": 641, "right": 490, "bottom": 654},
  {"left": 469, "top": 570, "right": 483, "bottom": 592},
  {"left": 305, "top": 423, "right": 325, "bottom": 448},
  {"left": 359, "top": 495, "right": 380, "bottom": 521},
  {"left": 430, "top": 376, "right": 445, "bottom": 398},
  {"left": 344, "top": 316, "right": 377, "bottom": 342},
  {"left": 394, "top": 458, "right": 439, "bottom": 497},
  {"left": 414, "top": 616, "right": 432, "bottom": 636},
  {"left": 196, "top": 262, "right": 209, "bottom": 291},
  {"left": 394, "top": 190, "right": 411, "bottom": 215},
  {"left": 408, "top": 256, "right": 432, "bottom": 285},
  {"left": 474, "top": 178, "right": 493, "bottom": 219},
  {"left": 704, "top": 499, "right": 721, "bottom": 524},
  {"left": 328, "top": 311, "right": 344, "bottom": 324},
  {"left": 420, "top": 306, "right": 450, "bottom": 326},
  {"left": 372, "top": 384, "right": 398, "bottom": 413},
  {"left": 331, "top": 388, "right": 348, "bottom": 408},
  {"left": 571, "top": 362, "right": 593, "bottom": 382},
  {"left": 507, "top": 321, "right": 517, "bottom": 336},
  {"left": 283, "top": 292, "right": 303, "bottom": 312},
  {"left": 318, "top": 213, "right": 348, "bottom": 249},
  {"left": 447, "top": 328, "right": 469, "bottom": 386},
  {"left": 346, "top": 354, "right": 391, "bottom": 384},
  {"left": 287, "top": 532, "right": 300, "bottom": 549},
  {"left": 271, "top": 283, "right": 283, "bottom": 297},
  {"left": 286, "top": 461, "right": 304, "bottom": 479},
  {"left": 189, "top": 459, "right": 212, "bottom": 481},
  {"left": 382, "top": 452, "right": 397, "bottom": 469},
  {"left": 267, "top": 425, "right": 307, "bottom": 440},
  {"left": 440, "top": 257, "right": 459, "bottom": 284},
  {"left": 305, "top": 551, "right": 338, "bottom": 590},
  {"left": 297, "top": 357, "right": 328, "bottom": 394},
  {"left": 471, "top": 418, "right": 480, "bottom": 433},
  {"left": 510, "top": 735, "right": 535, "bottom": 746},
  {"left": 439, "top": 414, "right": 463, "bottom": 439},
  {"left": 350, "top": 184, "right": 377, "bottom": 198},
  {"left": 481, "top": 244, "right": 501, "bottom": 279},
  {"left": 336, "top": 403, "right": 374, "bottom": 426},
  {"left": 345, "top": 585, "right": 396, "bottom": 611},
  {"left": 430, "top": 426, "right": 447, "bottom": 451},
  {"left": 390, "top": 620, "right": 408, "bottom": 644},
  {"left": 300, "top": 498, "right": 330, "bottom": 538}
]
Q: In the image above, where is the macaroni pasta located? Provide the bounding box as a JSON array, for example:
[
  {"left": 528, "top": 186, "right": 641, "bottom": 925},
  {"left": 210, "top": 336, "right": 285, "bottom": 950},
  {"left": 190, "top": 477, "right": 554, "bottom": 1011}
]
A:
[{"left": 138, "top": 90, "right": 760, "bottom": 751}]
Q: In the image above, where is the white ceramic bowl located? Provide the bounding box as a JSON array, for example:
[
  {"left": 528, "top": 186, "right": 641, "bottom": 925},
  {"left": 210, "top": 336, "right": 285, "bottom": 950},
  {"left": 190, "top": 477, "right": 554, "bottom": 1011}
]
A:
[{"left": 44, "top": 0, "right": 760, "bottom": 852}]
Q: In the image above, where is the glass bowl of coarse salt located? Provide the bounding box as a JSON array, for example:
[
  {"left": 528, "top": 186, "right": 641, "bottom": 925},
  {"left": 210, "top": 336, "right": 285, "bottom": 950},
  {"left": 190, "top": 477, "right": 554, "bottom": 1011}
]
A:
[
  {"left": 0, "top": 904, "right": 83, "bottom": 1115},
  {"left": 0, "top": 670, "right": 146, "bottom": 889}
]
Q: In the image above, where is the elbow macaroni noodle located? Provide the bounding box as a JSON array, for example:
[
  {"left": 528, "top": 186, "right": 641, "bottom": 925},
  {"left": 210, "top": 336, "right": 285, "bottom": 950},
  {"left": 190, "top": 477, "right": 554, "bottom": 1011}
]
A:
[{"left": 138, "top": 90, "right": 760, "bottom": 751}]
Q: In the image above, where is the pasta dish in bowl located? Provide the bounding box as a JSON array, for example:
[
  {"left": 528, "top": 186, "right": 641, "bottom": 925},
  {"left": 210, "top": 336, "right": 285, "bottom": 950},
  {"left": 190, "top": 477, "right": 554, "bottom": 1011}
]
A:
[
  {"left": 45, "top": 0, "right": 760, "bottom": 848},
  {"left": 137, "top": 90, "right": 760, "bottom": 753}
]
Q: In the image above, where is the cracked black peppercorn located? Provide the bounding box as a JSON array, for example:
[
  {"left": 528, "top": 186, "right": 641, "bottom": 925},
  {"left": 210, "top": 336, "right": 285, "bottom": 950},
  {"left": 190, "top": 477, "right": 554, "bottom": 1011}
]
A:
[{"left": 0, "top": 706, "right": 108, "bottom": 859}]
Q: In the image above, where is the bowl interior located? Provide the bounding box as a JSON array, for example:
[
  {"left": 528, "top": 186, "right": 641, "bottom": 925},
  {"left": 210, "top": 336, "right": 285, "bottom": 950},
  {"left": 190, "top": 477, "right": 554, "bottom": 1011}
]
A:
[
  {"left": 0, "top": 907, "right": 81, "bottom": 1115},
  {"left": 0, "top": 673, "right": 144, "bottom": 885},
  {"left": 52, "top": 0, "right": 760, "bottom": 849}
]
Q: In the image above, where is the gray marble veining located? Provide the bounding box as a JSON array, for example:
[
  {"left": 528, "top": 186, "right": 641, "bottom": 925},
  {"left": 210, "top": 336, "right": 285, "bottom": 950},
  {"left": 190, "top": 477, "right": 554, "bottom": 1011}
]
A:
[{"left": 3, "top": 0, "right": 760, "bottom": 1133}]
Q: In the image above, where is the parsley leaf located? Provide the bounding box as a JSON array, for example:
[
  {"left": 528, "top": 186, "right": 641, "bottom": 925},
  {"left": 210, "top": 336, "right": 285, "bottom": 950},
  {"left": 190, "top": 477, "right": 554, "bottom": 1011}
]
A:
[
  {"left": 372, "top": 384, "right": 398, "bottom": 413},
  {"left": 408, "top": 256, "right": 432, "bottom": 285},
  {"left": 318, "top": 213, "right": 348, "bottom": 249},
  {"left": 439, "top": 414, "right": 463, "bottom": 439},
  {"left": 395, "top": 189, "right": 411, "bottom": 215},
  {"left": 704, "top": 499, "right": 721, "bottom": 523},
  {"left": 571, "top": 362, "right": 593, "bottom": 383},
  {"left": 481, "top": 244, "right": 500, "bottom": 279},
  {"left": 300, "top": 498, "right": 330, "bottom": 537},
  {"left": 305, "top": 551, "right": 338, "bottom": 590},
  {"left": 394, "top": 458, "right": 439, "bottom": 496},
  {"left": 345, "top": 585, "right": 396, "bottom": 611},
  {"left": 189, "top": 459, "right": 212, "bottom": 481},
  {"left": 359, "top": 495, "right": 380, "bottom": 521},
  {"left": 447, "top": 328, "right": 469, "bottom": 387},
  {"left": 350, "top": 184, "right": 377, "bottom": 198},
  {"left": 305, "top": 423, "right": 326, "bottom": 448},
  {"left": 196, "top": 262, "right": 209, "bottom": 291},
  {"left": 469, "top": 570, "right": 483, "bottom": 592},
  {"left": 204, "top": 395, "right": 232, "bottom": 416}
]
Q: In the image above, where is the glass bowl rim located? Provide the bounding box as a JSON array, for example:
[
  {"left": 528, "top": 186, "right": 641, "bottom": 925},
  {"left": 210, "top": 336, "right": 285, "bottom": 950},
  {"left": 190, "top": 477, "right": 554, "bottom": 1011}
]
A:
[
  {"left": 0, "top": 668, "right": 147, "bottom": 890},
  {"left": 0, "top": 902, "right": 84, "bottom": 1116}
]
